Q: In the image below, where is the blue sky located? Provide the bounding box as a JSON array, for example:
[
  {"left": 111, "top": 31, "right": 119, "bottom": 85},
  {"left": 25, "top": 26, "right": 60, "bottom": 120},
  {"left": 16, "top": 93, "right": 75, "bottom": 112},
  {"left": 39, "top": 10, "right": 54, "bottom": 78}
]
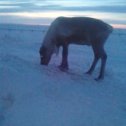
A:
[{"left": 0, "top": 0, "right": 126, "bottom": 28}]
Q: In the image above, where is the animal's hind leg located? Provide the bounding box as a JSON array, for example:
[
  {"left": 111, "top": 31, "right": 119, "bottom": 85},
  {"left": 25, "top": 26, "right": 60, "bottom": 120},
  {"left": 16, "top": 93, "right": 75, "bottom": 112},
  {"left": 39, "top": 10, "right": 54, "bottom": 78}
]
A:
[
  {"left": 95, "top": 33, "right": 109, "bottom": 80},
  {"left": 95, "top": 50, "right": 107, "bottom": 80},
  {"left": 86, "top": 55, "right": 99, "bottom": 74},
  {"left": 86, "top": 43, "right": 100, "bottom": 75}
]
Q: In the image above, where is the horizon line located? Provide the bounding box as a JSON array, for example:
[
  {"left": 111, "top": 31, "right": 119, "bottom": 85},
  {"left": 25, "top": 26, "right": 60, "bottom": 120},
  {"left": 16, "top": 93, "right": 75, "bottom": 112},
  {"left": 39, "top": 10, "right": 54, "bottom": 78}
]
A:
[{"left": 0, "top": 22, "right": 126, "bottom": 29}]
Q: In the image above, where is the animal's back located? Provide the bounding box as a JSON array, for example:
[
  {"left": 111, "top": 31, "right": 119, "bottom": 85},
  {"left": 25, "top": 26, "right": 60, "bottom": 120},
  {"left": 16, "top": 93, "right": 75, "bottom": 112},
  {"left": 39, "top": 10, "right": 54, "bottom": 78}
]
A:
[
  {"left": 52, "top": 17, "right": 113, "bottom": 45},
  {"left": 55, "top": 16, "right": 112, "bottom": 34}
]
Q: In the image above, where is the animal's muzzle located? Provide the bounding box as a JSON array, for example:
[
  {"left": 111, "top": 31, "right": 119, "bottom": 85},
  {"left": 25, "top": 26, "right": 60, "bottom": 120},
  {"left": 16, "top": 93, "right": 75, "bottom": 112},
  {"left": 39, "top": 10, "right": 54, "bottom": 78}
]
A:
[{"left": 40, "top": 56, "right": 49, "bottom": 65}]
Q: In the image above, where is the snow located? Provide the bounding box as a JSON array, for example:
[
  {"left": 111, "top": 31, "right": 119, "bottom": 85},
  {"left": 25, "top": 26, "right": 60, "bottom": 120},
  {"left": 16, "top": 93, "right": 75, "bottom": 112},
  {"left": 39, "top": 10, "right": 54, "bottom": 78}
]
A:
[{"left": 0, "top": 24, "right": 126, "bottom": 126}]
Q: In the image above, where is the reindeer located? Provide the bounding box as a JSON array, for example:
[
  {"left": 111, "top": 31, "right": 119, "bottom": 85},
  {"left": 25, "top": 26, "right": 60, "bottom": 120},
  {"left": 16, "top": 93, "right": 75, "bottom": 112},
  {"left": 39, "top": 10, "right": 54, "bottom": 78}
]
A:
[{"left": 39, "top": 17, "right": 113, "bottom": 80}]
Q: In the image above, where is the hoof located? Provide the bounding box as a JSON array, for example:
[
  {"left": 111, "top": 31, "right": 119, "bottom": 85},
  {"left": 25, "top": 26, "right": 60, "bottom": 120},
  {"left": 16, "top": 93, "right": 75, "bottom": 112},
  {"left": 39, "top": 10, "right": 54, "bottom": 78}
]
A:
[
  {"left": 95, "top": 76, "right": 104, "bottom": 81},
  {"left": 85, "top": 69, "right": 93, "bottom": 75},
  {"left": 58, "top": 65, "right": 68, "bottom": 72},
  {"left": 85, "top": 71, "right": 92, "bottom": 75}
]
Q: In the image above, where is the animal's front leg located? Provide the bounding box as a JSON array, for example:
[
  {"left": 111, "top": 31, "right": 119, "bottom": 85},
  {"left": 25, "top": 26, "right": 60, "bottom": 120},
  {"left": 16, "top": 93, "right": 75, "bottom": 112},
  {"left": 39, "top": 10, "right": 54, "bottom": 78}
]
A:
[{"left": 59, "top": 44, "right": 69, "bottom": 71}]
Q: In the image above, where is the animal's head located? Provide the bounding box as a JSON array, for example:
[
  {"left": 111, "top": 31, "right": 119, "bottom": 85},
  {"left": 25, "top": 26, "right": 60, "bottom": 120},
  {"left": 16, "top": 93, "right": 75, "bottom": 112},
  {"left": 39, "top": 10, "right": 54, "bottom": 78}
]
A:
[
  {"left": 39, "top": 46, "right": 52, "bottom": 65},
  {"left": 39, "top": 43, "right": 58, "bottom": 65},
  {"left": 39, "top": 20, "right": 59, "bottom": 65}
]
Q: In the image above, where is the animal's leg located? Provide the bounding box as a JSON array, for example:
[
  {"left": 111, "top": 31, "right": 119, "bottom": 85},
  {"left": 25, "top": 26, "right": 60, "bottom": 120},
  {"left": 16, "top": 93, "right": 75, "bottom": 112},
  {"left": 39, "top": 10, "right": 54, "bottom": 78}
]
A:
[
  {"left": 86, "top": 56, "right": 99, "bottom": 74},
  {"left": 95, "top": 51, "right": 107, "bottom": 80},
  {"left": 86, "top": 43, "right": 100, "bottom": 75},
  {"left": 95, "top": 33, "right": 109, "bottom": 80},
  {"left": 59, "top": 44, "right": 69, "bottom": 70}
]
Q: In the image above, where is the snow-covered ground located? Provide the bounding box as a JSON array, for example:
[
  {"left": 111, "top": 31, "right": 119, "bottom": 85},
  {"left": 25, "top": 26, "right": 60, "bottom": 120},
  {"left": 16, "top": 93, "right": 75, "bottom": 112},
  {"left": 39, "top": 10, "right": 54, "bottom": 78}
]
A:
[{"left": 0, "top": 24, "right": 126, "bottom": 126}]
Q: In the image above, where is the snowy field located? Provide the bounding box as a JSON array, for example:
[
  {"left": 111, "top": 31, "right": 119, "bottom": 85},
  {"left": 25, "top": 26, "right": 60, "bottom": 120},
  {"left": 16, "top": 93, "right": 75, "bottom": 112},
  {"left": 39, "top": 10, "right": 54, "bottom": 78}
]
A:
[{"left": 0, "top": 24, "right": 126, "bottom": 126}]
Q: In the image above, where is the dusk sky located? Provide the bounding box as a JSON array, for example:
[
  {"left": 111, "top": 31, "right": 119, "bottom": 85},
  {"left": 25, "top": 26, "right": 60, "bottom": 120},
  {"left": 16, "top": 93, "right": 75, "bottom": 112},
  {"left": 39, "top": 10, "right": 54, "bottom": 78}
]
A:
[{"left": 0, "top": 0, "right": 126, "bottom": 28}]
